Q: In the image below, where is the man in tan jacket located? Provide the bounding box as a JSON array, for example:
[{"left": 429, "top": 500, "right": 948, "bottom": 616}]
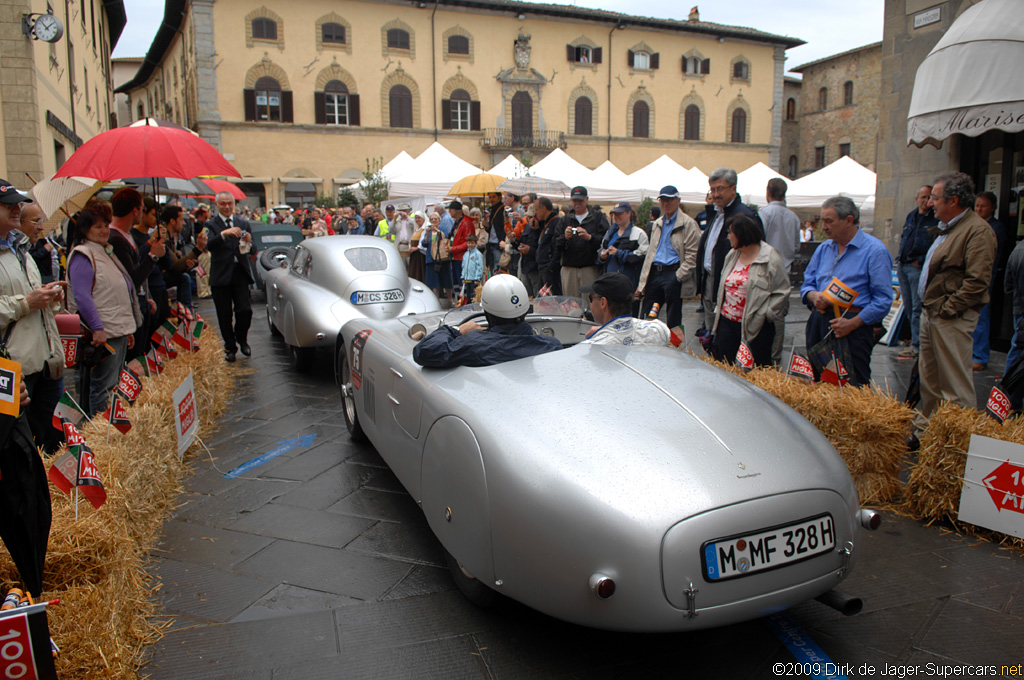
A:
[
  {"left": 910, "top": 172, "right": 997, "bottom": 447},
  {"left": 636, "top": 185, "right": 700, "bottom": 330}
]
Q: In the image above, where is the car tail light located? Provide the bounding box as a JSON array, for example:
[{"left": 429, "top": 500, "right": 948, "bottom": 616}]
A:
[{"left": 589, "top": 573, "right": 615, "bottom": 599}]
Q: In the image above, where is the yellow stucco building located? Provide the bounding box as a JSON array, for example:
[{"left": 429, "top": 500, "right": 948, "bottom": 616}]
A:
[
  {"left": 0, "top": 0, "right": 124, "bottom": 190},
  {"left": 119, "top": 0, "right": 802, "bottom": 206}
]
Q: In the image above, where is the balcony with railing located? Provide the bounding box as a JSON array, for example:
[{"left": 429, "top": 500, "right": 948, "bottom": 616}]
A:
[{"left": 482, "top": 128, "right": 566, "bottom": 151}]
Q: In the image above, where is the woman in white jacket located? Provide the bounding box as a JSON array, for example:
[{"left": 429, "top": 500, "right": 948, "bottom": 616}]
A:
[{"left": 712, "top": 213, "right": 790, "bottom": 367}]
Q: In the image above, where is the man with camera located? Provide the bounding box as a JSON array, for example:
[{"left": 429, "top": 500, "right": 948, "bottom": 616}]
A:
[{"left": 554, "top": 186, "right": 609, "bottom": 298}]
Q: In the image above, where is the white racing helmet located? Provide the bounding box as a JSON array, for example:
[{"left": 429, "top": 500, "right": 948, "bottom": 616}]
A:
[{"left": 480, "top": 274, "right": 530, "bottom": 320}]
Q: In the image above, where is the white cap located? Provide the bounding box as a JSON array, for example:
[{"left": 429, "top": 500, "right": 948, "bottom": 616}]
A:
[{"left": 480, "top": 274, "right": 529, "bottom": 319}]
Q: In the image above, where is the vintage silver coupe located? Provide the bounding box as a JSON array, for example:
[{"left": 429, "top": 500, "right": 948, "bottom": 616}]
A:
[
  {"left": 264, "top": 235, "right": 441, "bottom": 369},
  {"left": 335, "top": 299, "right": 878, "bottom": 631}
]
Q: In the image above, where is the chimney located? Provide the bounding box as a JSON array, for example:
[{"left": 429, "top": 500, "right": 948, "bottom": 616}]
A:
[{"left": 688, "top": 6, "right": 699, "bottom": 22}]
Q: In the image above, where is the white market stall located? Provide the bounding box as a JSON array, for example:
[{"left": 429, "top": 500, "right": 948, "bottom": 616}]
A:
[
  {"left": 488, "top": 154, "right": 529, "bottom": 179},
  {"left": 627, "top": 155, "right": 708, "bottom": 203}
]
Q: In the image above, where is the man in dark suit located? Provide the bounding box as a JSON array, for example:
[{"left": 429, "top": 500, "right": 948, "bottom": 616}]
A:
[
  {"left": 696, "top": 168, "right": 764, "bottom": 330},
  {"left": 205, "top": 192, "right": 255, "bottom": 362}
]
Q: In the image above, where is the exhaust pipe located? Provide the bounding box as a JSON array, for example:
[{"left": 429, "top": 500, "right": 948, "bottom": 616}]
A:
[
  {"left": 858, "top": 509, "right": 882, "bottom": 531},
  {"left": 815, "top": 589, "right": 862, "bottom": 616}
]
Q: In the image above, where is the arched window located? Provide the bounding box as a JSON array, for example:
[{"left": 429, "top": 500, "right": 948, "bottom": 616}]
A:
[
  {"left": 786, "top": 98, "right": 796, "bottom": 120},
  {"left": 325, "top": 80, "right": 348, "bottom": 125},
  {"left": 731, "top": 108, "right": 746, "bottom": 143},
  {"left": 387, "top": 28, "right": 410, "bottom": 50},
  {"left": 843, "top": 81, "right": 854, "bottom": 106},
  {"left": 574, "top": 96, "right": 592, "bottom": 135},
  {"left": 632, "top": 101, "right": 650, "bottom": 138},
  {"left": 788, "top": 155, "right": 798, "bottom": 178},
  {"left": 818, "top": 87, "right": 828, "bottom": 111},
  {"left": 449, "top": 88, "right": 470, "bottom": 130},
  {"left": 389, "top": 84, "right": 413, "bottom": 128},
  {"left": 632, "top": 51, "right": 650, "bottom": 69},
  {"left": 322, "top": 22, "right": 345, "bottom": 44},
  {"left": 254, "top": 76, "right": 281, "bottom": 121},
  {"left": 684, "top": 104, "right": 700, "bottom": 140},
  {"left": 448, "top": 35, "right": 469, "bottom": 55},
  {"left": 252, "top": 17, "right": 277, "bottom": 41}
]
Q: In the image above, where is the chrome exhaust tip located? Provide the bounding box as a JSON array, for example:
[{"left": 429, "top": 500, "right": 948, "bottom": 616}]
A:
[{"left": 858, "top": 509, "right": 881, "bottom": 531}]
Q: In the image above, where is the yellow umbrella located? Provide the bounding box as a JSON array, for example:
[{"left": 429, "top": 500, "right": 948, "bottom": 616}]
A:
[{"left": 448, "top": 173, "right": 506, "bottom": 197}]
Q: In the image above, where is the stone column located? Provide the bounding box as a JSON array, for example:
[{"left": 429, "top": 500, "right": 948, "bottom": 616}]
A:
[
  {"left": 0, "top": 0, "right": 44, "bottom": 186},
  {"left": 768, "top": 45, "right": 785, "bottom": 171},
  {"left": 193, "top": 0, "right": 222, "bottom": 151}
]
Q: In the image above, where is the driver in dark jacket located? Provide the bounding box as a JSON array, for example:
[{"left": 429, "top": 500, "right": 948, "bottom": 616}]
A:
[{"left": 413, "top": 274, "right": 562, "bottom": 367}]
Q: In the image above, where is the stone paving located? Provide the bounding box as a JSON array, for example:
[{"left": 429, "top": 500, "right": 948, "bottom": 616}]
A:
[{"left": 142, "top": 296, "right": 1024, "bottom": 679}]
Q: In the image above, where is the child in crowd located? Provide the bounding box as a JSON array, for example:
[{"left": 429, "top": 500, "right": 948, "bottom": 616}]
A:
[{"left": 461, "top": 233, "right": 484, "bottom": 303}]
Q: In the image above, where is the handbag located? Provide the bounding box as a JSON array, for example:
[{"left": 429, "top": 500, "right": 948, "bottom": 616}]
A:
[{"left": 431, "top": 234, "right": 451, "bottom": 262}]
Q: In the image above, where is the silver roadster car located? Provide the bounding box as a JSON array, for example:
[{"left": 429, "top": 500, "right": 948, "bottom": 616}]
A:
[
  {"left": 335, "top": 299, "right": 878, "bottom": 632},
  {"left": 264, "top": 235, "right": 441, "bottom": 368}
]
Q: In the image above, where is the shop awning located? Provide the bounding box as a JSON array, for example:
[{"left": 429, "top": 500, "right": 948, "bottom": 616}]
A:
[{"left": 907, "top": 0, "right": 1024, "bottom": 147}]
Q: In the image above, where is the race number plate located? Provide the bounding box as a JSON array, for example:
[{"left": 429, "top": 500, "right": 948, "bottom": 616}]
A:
[
  {"left": 351, "top": 289, "right": 406, "bottom": 305},
  {"left": 702, "top": 513, "right": 835, "bottom": 582}
]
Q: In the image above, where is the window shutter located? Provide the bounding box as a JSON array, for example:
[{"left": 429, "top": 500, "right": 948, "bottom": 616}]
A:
[
  {"left": 701, "top": 58, "right": 710, "bottom": 74},
  {"left": 243, "top": 89, "right": 256, "bottom": 122},
  {"left": 627, "top": 50, "right": 634, "bottom": 67},
  {"left": 470, "top": 100, "right": 481, "bottom": 131},
  {"left": 314, "top": 92, "right": 326, "bottom": 125},
  {"left": 349, "top": 94, "right": 360, "bottom": 126},
  {"left": 566, "top": 44, "right": 575, "bottom": 61},
  {"left": 592, "top": 47, "right": 602, "bottom": 64},
  {"left": 651, "top": 52, "right": 660, "bottom": 69},
  {"left": 281, "top": 91, "right": 293, "bottom": 123},
  {"left": 441, "top": 99, "right": 452, "bottom": 130}
]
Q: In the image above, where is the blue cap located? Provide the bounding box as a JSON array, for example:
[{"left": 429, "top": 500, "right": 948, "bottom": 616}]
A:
[{"left": 657, "top": 185, "right": 680, "bottom": 199}]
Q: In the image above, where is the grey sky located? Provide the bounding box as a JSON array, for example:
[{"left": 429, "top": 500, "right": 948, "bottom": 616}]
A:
[{"left": 111, "top": 0, "right": 883, "bottom": 76}]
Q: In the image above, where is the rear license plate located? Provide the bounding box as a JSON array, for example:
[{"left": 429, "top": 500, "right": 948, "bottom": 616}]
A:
[
  {"left": 702, "top": 513, "right": 835, "bottom": 582},
  {"left": 352, "top": 289, "right": 405, "bottom": 305}
]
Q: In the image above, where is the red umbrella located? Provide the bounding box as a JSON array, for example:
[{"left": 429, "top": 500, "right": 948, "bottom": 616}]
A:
[
  {"left": 202, "top": 178, "right": 246, "bottom": 200},
  {"left": 54, "top": 120, "right": 239, "bottom": 181}
]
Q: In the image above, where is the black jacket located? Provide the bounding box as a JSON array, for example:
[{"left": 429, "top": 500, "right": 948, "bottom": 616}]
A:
[
  {"left": 204, "top": 214, "right": 255, "bottom": 287},
  {"left": 413, "top": 322, "right": 562, "bottom": 368},
  {"left": 536, "top": 213, "right": 562, "bottom": 274},
  {"left": 130, "top": 228, "right": 171, "bottom": 292},
  {"left": 696, "top": 199, "right": 762, "bottom": 297},
  {"left": 519, "top": 222, "right": 543, "bottom": 273},
  {"left": 554, "top": 208, "right": 609, "bottom": 268}
]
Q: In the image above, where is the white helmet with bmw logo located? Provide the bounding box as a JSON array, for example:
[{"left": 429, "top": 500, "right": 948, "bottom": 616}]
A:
[{"left": 480, "top": 274, "right": 530, "bottom": 320}]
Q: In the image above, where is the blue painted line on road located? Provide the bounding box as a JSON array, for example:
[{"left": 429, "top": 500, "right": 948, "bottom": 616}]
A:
[
  {"left": 766, "top": 613, "right": 849, "bottom": 680},
  {"left": 223, "top": 433, "right": 317, "bottom": 478}
]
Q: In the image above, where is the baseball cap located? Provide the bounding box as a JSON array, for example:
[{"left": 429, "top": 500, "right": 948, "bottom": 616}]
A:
[
  {"left": 0, "top": 181, "right": 33, "bottom": 205},
  {"left": 657, "top": 185, "right": 680, "bottom": 199},
  {"left": 385, "top": 204, "right": 396, "bottom": 210},
  {"left": 609, "top": 201, "right": 632, "bottom": 214},
  {"left": 580, "top": 272, "right": 634, "bottom": 306},
  {"left": 570, "top": 186, "right": 588, "bottom": 200}
]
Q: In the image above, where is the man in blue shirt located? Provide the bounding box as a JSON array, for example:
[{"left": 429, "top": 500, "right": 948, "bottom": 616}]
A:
[
  {"left": 636, "top": 186, "right": 700, "bottom": 330},
  {"left": 801, "top": 196, "right": 893, "bottom": 387}
]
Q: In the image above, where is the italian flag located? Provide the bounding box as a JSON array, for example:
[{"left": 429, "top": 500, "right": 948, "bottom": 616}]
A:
[{"left": 51, "top": 391, "right": 86, "bottom": 431}]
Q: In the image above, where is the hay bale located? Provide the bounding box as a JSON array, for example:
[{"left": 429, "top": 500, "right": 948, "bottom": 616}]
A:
[
  {"left": 700, "top": 357, "right": 912, "bottom": 505},
  {"left": 0, "top": 340, "right": 235, "bottom": 679},
  {"left": 904, "top": 402, "right": 1024, "bottom": 549}
]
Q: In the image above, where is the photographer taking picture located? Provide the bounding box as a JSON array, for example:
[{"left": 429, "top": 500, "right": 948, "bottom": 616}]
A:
[{"left": 554, "top": 186, "right": 609, "bottom": 298}]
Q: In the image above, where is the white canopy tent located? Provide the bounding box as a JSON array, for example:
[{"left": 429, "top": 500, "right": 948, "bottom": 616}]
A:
[
  {"left": 488, "top": 154, "right": 529, "bottom": 179},
  {"left": 788, "top": 156, "right": 877, "bottom": 208},
  {"left": 735, "top": 162, "right": 787, "bottom": 207},
  {"left": 627, "top": 155, "right": 708, "bottom": 203},
  {"left": 586, "top": 161, "right": 645, "bottom": 203},
  {"left": 386, "top": 142, "right": 483, "bottom": 198},
  {"left": 907, "top": 0, "right": 1024, "bottom": 147},
  {"left": 528, "top": 149, "right": 595, "bottom": 188}
]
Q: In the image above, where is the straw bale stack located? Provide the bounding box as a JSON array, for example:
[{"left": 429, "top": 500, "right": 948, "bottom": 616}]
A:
[
  {"left": 0, "top": 340, "right": 235, "bottom": 679},
  {"left": 904, "top": 402, "right": 1024, "bottom": 548},
  {"left": 700, "top": 357, "right": 912, "bottom": 505}
]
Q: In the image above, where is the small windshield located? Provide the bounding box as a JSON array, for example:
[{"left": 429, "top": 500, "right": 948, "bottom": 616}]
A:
[
  {"left": 344, "top": 247, "right": 388, "bottom": 272},
  {"left": 441, "top": 295, "right": 587, "bottom": 327}
]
